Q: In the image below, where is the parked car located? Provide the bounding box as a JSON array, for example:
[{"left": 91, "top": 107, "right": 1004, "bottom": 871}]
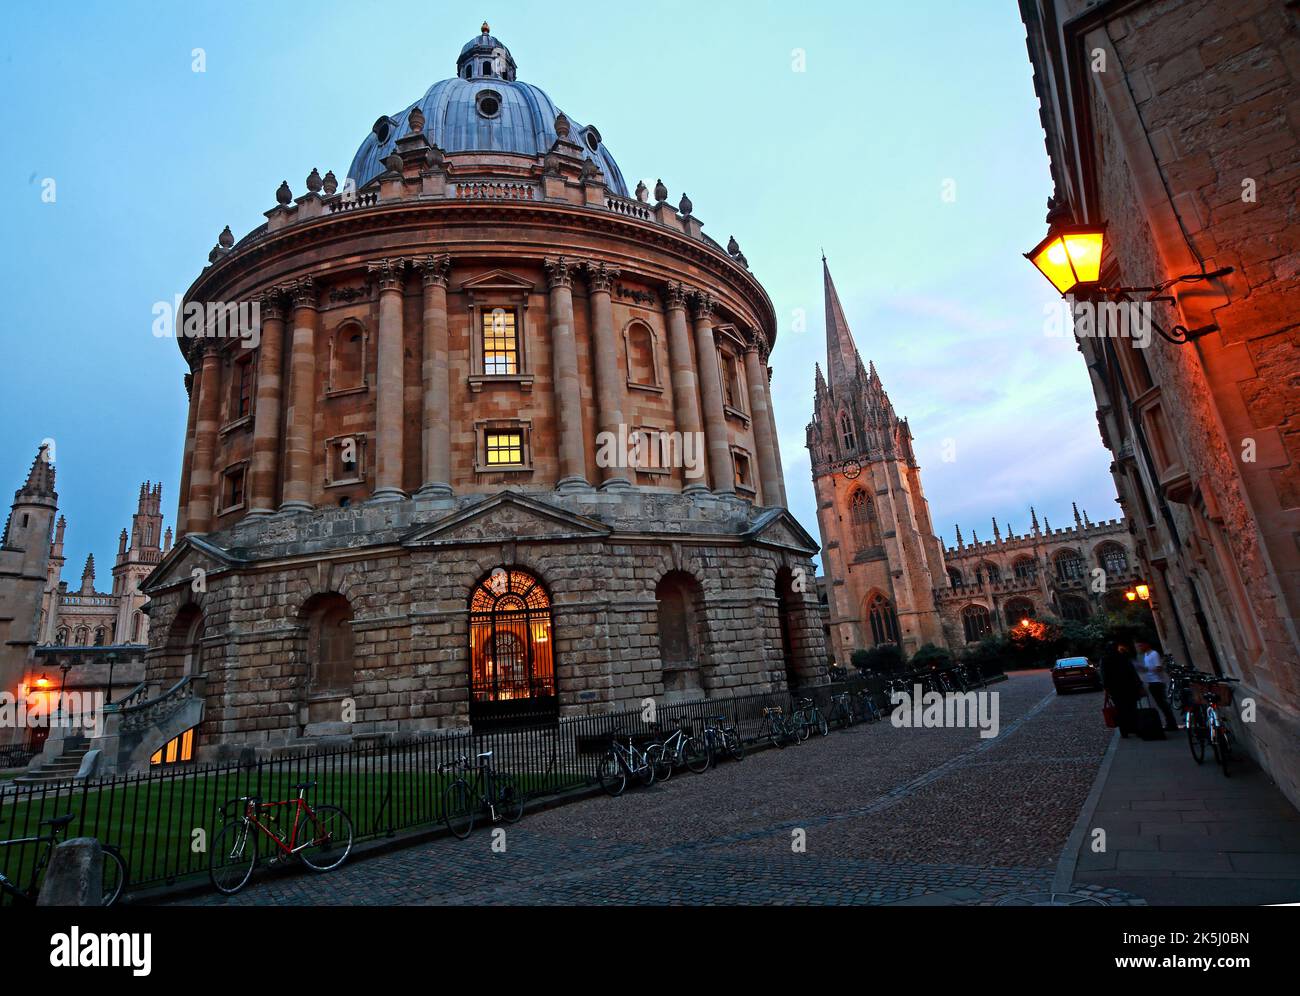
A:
[{"left": 1052, "top": 656, "right": 1102, "bottom": 693}]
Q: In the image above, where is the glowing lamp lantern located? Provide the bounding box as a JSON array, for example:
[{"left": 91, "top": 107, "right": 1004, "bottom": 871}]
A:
[
  {"left": 1125, "top": 589, "right": 1138, "bottom": 602},
  {"left": 1020, "top": 618, "right": 1031, "bottom": 628},
  {"left": 1136, "top": 584, "right": 1150, "bottom": 601},
  {"left": 35, "top": 675, "right": 50, "bottom": 688},
  {"left": 1024, "top": 225, "right": 1106, "bottom": 296}
]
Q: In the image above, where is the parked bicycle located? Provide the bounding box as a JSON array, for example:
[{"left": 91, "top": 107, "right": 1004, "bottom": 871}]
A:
[
  {"left": 647, "top": 718, "right": 710, "bottom": 780},
  {"left": 210, "top": 781, "right": 354, "bottom": 895},
  {"left": 759, "top": 705, "right": 799, "bottom": 748},
  {"left": 791, "top": 696, "right": 829, "bottom": 740},
  {"left": 1181, "top": 672, "right": 1240, "bottom": 776},
  {"left": 597, "top": 730, "right": 657, "bottom": 796},
  {"left": 827, "top": 691, "right": 857, "bottom": 729},
  {"left": 441, "top": 750, "right": 525, "bottom": 839},
  {"left": 853, "top": 685, "right": 882, "bottom": 722},
  {"left": 0, "top": 814, "right": 127, "bottom": 906},
  {"left": 701, "top": 714, "right": 745, "bottom": 762}
]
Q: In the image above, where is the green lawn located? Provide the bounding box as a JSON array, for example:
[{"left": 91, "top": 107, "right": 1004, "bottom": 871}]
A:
[{"left": 1, "top": 766, "right": 579, "bottom": 900}]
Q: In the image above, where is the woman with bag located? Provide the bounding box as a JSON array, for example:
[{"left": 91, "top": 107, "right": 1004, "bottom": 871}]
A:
[{"left": 1100, "top": 640, "right": 1143, "bottom": 737}]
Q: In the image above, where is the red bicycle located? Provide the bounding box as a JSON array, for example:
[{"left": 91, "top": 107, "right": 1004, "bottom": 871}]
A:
[{"left": 209, "top": 781, "right": 354, "bottom": 895}]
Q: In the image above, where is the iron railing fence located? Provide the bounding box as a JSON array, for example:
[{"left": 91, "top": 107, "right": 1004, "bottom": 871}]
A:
[{"left": 0, "top": 685, "right": 803, "bottom": 899}]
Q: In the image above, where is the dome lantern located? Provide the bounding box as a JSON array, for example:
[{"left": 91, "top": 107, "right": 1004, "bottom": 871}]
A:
[{"left": 456, "top": 23, "right": 517, "bottom": 81}]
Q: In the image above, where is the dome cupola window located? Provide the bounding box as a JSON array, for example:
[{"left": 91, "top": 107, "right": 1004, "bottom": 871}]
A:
[
  {"left": 582, "top": 126, "right": 602, "bottom": 153},
  {"left": 476, "top": 89, "right": 502, "bottom": 119}
]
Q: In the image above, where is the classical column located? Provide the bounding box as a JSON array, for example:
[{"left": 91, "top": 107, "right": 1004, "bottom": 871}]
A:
[
  {"left": 280, "top": 277, "right": 318, "bottom": 512},
  {"left": 247, "top": 290, "right": 286, "bottom": 516},
  {"left": 544, "top": 256, "right": 589, "bottom": 490},
  {"left": 175, "top": 368, "right": 199, "bottom": 538},
  {"left": 664, "top": 281, "right": 707, "bottom": 493},
  {"left": 186, "top": 340, "right": 222, "bottom": 534},
  {"left": 764, "top": 363, "right": 787, "bottom": 505},
  {"left": 585, "top": 261, "right": 629, "bottom": 489},
  {"left": 743, "top": 331, "right": 783, "bottom": 506},
  {"left": 417, "top": 254, "right": 453, "bottom": 499},
  {"left": 369, "top": 258, "right": 408, "bottom": 502},
  {"left": 691, "top": 292, "right": 734, "bottom": 495}
]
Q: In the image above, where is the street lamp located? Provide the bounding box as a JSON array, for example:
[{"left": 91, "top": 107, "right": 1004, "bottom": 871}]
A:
[
  {"left": 105, "top": 652, "right": 118, "bottom": 705},
  {"left": 1025, "top": 221, "right": 1233, "bottom": 343}
]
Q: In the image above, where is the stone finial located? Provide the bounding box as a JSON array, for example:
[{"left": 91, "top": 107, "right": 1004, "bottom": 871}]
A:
[
  {"left": 955, "top": 525, "right": 963, "bottom": 547},
  {"left": 408, "top": 105, "right": 426, "bottom": 134},
  {"left": 1030, "top": 505, "right": 1039, "bottom": 531},
  {"left": 727, "top": 235, "right": 740, "bottom": 256},
  {"left": 992, "top": 517, "right": 1001, "bottom": 541},
  {"left": 481, "top": 20, "right": 490, "bottom": 34},
  {"left": 654, "top": 178, "right": 667, "bottom": 203},
  {"left": 555, "top": 112, "right": 571, "bottom": 139},
  {"left": 306, "top": 168, "right": 323, "bottom": 193},
  {"left": 1072, "top": 501, "right": 1083, "bottom": 527},
  {"left": 678, "top": 192, "right": 693, "bottom": 216},
  {"left": 218, "top": 225, "right": 234, "bottom": 249},
  {"left": 634, "top": 180, "right": 648, "bottom": 203},
  {"left": 1083, "top": 508, "right": 1092, "bottom": 528},
  {"left": 275, "top": 180, "right": 292, "bottom": 205},
  {"left": 382, "top": 152, "right": 403, "bottom": 174},
  {"left": 322, "top": 170, "right": 338, "bottom": 195}
]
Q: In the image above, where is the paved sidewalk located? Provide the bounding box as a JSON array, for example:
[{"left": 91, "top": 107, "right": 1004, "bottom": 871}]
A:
[{"left": 1069, "top": 731, "right": 1300, "bottom": 905}]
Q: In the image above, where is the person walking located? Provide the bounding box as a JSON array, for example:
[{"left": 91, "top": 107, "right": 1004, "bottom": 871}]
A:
[
  {"left": 1100, "top": 640, "right": 1144, "bottom": 737},
  {"left": 1134, "top": 639, "right": 1179, "bottom": 731}
]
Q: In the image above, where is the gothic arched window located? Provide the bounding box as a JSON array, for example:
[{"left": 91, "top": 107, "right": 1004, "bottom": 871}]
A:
[
  {"left": 1055, "top": 549, "right": 1085, "bottom": 582},
  {"left": 962, "top": 604, "right": 992, "bottom": 643},
  {"left": 839, "top": 411, "right": 856, "bottom": 453},
  {"left": 1013, "top": 556, "right": 1038, "bottom": 582},
  {"left": 867, "top": 593, "right": 899, "bottom": 646},
  {"left": 469, "top": 568, "right": 554, "bottom": 704},
  {"left": 849, "top": 488, "right": 881, "bottom": 550},
  {"left": 1059, "top": 594, "right": 1091, "bottom": 622},
  {"left": 947, "top": 567, "right": 963, "bottom": 588},
  {"left": 1097, "top": 543, "right": 1128, "bottom": 577}
]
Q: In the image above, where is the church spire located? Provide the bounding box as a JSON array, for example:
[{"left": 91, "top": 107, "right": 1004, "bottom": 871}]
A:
[{"left": 822, "top": 257, "right": 860, "bottom": 395}]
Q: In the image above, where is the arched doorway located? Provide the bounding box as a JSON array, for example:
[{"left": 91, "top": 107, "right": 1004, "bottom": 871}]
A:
[
  {"left": 775, "top": 566, "right": 801, "bottom": 691},
  {"left": 469, "top": 567, "right": 556, "bottom": 726}
]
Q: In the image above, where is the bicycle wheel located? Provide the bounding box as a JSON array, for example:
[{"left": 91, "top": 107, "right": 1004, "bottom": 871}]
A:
[
  {"left": 815, "top": 711, "right": 830, "bottom": 738},
  {"left": 683, "top": 737, "right": 710, "bottom": 774},
  {"left": 299, "top": 805, "right": 354, "bottom": 871},
  {"left": 635, "top": 751, "right": 656, "bottom": 787},
  {"left": 597, "top": 749, "right": 627, "bottom": 797},
  {"left": 796, "top": 715, "right": 811, "bottom": 743},
  {"left": 496, "top": 775, "right": 525, "bottom": 824},
  {"left": 647, "top": 743, "right": 673, "bottom": 782},
  {"left": 766, "top": 722, "right": 785, "bottom": 749},
  {"left": 443, "top": 779, "right": 477, "bottom": 839},
  {"left": 100, "top": 845, "right": 128, "bottom": 906},
  {"left": 1187, "top": 717, "right": 1206, "bottom": 764},
  {"left": 1213, "top": 725, "right": 1233, "bottom": 777},
  {"left": 726, "top": 730, "right": 745, "bottom": 760},
  {"left": 209, "top": 821, "right": 257, "bottom": 895}
]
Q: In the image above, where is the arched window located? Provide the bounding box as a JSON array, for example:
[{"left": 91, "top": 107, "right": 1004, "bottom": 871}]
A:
[
  {"left": 867, "top": 593, "right": 900, "bottom": 646},
  {"left": 979, "top": 561, "right": 1001, "bottom": 584},
  {"left": 1055, "top": 549, "right": 1085, "bottom": 582},
  {"left": 329, "top": 323, "right": 366, "bottom": 392},
  {"left": 1059, "top": 594, "right": 1091, "bottom": 621},
  {"left": 166, "top": 605, "right": 205, "bottom": 677},
  {"left": 624, "top": 321, "right": 658, "bottom": 387},
  {"left": 56, "top": 627, "right": 69, "bottom": 646},
  {"left": 132, "top": 611, "right": 144, "bottom": 643},
  {"left": 469, "top": 568, "right": 555, "bottom": 706},
  {"left": 1005, "top": 597, "right": 1036, "bottom": 628},
  {"left": 849, "top": 488, "right": 881, "bottom": 550},
  {"left": 1097, "top": 543, "right": 1128, "bottom": 576},
  {"left": 1013, "top": 556, "right": 1038, "bottom": 582},
  {"left": 839, "top": 411, "right": 856, "bottom": 453},
  {"left": 947, "top": 567, "right": 963, "bottom": 588},
  {"left": 962, "top": 604, "right": 992, "bottom": 643}
]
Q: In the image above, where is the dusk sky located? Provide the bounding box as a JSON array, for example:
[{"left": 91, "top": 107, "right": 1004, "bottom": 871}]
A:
[{"left": 0, "top": 0, "right": 1117, "bottom": 578}]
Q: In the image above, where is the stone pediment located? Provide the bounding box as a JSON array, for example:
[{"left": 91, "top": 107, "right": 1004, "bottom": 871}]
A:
[
  {"left": 458, "top": 269, "right": 536, "bottom": 293},
  {"left": 744, "top": 508, "right": 820, "bottom": 556},
  {"left": 140, "top": 536, "right": 239, "bottom": 595},
  {"left": 404, "top": 492, "right": 610, "bottom": 547}
]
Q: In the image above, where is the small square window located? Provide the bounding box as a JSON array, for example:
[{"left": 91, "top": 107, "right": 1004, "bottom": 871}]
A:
[
  {"left": 485, "top": 430, "right": 524, "bottom": 466},
  {"left": 734, "top": 453, "right": 752, "bottom": 489},
  {"left": 222, "top": 466, "right": 246, "bottom": 511}
]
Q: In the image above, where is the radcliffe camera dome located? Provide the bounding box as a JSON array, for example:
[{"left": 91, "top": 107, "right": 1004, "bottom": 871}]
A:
[{"left": 347, "top": 23, "right": 629, "bottom": 195}]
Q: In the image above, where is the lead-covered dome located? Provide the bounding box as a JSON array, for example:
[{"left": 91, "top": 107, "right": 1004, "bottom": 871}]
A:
[{"left": 348, "top": 24, "right": 628, "bottom": 196}]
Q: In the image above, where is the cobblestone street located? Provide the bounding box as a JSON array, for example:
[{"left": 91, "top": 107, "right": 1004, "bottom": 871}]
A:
[{"left": 179, "top": 671, "right": 1132, "bottom": 906}]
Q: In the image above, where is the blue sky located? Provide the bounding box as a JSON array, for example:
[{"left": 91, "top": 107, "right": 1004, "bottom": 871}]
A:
[{"left": 0, "top": 0, "right": 1117, "bottom": 580}]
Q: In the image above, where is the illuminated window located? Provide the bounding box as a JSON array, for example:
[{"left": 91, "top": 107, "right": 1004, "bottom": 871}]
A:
[
  {"left": 482, "top": 308, "right": 518, "bottom": 375},
  {"left": 469, "top": 568, "right": 554, "bottom": 704},
  {"left": 150, "top": 727, "right": 196, "bottom": 766},
  {"left": 485, "top": 431, "right": 524, "bottom": 466}
]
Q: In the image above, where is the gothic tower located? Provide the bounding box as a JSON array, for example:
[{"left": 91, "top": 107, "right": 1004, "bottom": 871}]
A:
[
  {"left": 807, "top": 259, "right": 947, "bottom": 659},
  {"left": 0, "top": 444, "right": 58, "bottom": 744},
  {"left": 112, "top": 482, "right": 168, "bottom": 645}
]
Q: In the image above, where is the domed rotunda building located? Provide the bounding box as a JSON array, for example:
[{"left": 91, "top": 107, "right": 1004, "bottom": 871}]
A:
[{"left": 135, "top": 25, "right": 825, "bottom": 764}]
